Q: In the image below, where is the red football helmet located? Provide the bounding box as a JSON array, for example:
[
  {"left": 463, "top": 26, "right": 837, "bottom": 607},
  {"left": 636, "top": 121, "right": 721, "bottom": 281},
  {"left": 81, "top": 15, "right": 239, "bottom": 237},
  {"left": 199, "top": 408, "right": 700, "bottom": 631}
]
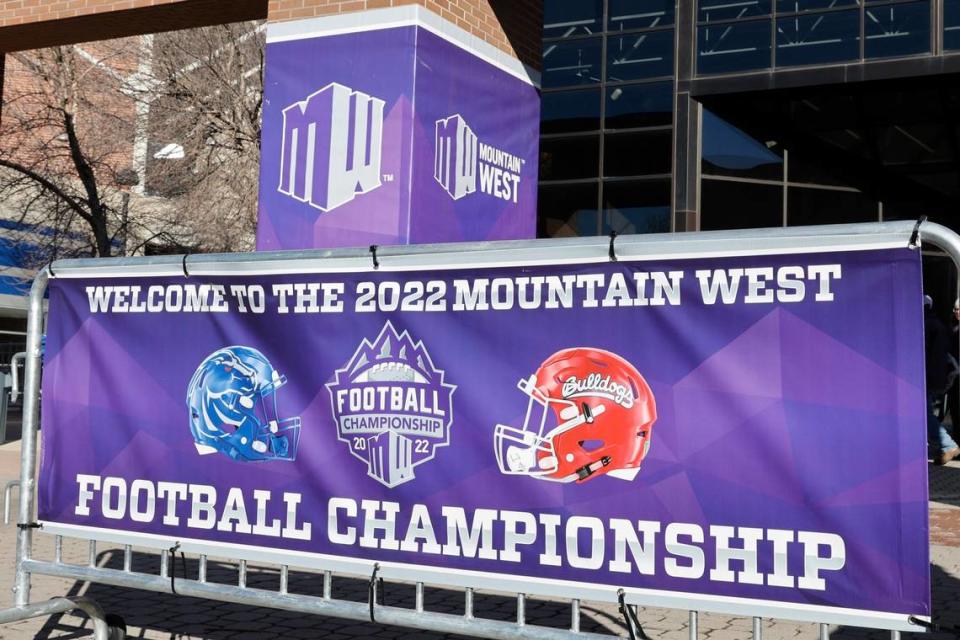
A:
[{"left": 494, "top": 348, "right": 657, "bottom": 483}]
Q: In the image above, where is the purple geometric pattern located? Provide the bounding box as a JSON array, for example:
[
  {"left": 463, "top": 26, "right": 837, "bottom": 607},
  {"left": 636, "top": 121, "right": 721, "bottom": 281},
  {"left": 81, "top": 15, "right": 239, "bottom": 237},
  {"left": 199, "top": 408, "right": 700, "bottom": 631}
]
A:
[{"left": 38, "top": 248, "right": 928, "bottom": 617}]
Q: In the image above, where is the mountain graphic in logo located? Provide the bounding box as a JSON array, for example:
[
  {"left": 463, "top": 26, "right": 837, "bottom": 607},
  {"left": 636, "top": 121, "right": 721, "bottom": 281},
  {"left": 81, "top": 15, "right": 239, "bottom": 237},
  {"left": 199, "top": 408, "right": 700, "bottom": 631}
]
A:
[{"left": 326, "top": 322, "right": 456, "bottom": 487}]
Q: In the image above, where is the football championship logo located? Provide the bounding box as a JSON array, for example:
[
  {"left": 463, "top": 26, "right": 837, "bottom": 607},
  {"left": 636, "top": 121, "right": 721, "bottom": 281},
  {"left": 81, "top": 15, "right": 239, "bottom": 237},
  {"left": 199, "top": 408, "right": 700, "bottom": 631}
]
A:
[{"left": 327, "top": 322, "right": 456, "bottom": 487}]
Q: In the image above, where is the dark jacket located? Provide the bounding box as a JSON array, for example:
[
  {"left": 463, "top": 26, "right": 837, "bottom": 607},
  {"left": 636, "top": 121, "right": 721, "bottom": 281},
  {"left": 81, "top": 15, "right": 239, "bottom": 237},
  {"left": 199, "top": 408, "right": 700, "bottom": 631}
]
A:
[{"left": 926, "top": 307, "right": 950, "bottom": 393}]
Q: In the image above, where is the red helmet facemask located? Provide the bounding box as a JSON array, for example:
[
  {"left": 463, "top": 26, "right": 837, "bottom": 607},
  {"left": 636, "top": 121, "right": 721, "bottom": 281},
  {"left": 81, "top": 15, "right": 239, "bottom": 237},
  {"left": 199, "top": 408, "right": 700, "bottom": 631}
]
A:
[{"left": 494, "top": 348, "right": 657, "bottom": 483}]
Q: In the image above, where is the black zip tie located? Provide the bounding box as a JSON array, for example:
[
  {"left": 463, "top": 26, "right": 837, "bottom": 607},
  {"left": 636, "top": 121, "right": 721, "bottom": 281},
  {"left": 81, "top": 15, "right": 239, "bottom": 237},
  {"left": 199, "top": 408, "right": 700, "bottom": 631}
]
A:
[
  {"left": 909, "top": 215, "right": 927, "bottom": 249},
  {"left": 167, "top": 542, "right": 186, "bottom": 594},
  {"left": 182, "top": 253, "right": 190, "bottom": 278},
  {"left": 16, "top": 522, "right": 41, "bottom": 530},
  {"left": 617, "top": 589, "right": 653, "bottom": 640},
  {"left": 47, "top": 262, "right": 56, "bottom": 278},
  {"left": 368, "top": 563, "right": 380, "bottom": 622},
  {"left": 908, "top": 616, "right": 960, "bottom": 636},
  {"left": 369, "top": 245, "right": 380, "bottom": 270},
  {"left": 609, "top": 231, "right": 618, "bottom": 262}
]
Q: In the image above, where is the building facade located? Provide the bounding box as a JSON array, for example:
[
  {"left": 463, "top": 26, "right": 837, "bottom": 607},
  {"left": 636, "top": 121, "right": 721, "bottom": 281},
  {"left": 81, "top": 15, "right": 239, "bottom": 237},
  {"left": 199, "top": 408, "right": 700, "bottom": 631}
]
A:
[{"left": 539, "top": 0, "right": 960, "bottom": 237}]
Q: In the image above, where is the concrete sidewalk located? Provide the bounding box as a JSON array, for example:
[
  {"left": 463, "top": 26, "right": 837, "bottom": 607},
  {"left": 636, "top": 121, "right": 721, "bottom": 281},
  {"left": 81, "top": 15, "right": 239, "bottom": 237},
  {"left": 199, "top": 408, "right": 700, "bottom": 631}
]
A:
[{"left": 0, "top": 441, "right": 957, "bottom": 640}]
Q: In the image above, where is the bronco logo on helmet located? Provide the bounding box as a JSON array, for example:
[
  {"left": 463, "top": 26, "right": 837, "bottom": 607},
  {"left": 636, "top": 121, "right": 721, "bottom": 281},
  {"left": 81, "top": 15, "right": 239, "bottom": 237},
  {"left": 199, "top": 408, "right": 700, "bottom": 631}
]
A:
[
  {"left": 494, "top": 348, "right": 656, "bottom": 483},
  {"left": 186, "top": 346, "right": 302, "bottom": 462}
]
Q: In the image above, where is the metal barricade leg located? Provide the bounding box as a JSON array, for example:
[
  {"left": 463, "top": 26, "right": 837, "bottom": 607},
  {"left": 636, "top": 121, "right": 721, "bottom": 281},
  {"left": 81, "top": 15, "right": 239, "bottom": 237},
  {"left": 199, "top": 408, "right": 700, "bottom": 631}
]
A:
[
  {"left": 0, "top": 596, "right": 112, "bottom": 640},
  {"left": 0, "top": 380, "right": 9, "bottom": 445},
  {"left": 13, "top": 268, "right": 48, "bottom": 607},
  {"left": 3, "top": 480, "right": 19, "bottom": 525}
]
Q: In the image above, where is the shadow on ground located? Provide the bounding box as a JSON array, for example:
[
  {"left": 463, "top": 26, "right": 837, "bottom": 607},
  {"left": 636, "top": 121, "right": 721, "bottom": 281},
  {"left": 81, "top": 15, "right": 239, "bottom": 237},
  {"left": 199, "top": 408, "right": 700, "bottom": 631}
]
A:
[
  {"left": 32, "top": 549, "right": 623, "bottom": 639},
  {"left": 28, "top": 547, "right": 960, "bottom": 640}
]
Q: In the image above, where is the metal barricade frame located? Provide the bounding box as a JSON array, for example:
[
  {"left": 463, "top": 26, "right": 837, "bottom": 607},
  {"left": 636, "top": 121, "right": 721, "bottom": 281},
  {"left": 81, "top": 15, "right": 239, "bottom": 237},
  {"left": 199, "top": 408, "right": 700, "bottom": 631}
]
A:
[{"left": 11, "top": 220, "right": 951, "bottom": 639}]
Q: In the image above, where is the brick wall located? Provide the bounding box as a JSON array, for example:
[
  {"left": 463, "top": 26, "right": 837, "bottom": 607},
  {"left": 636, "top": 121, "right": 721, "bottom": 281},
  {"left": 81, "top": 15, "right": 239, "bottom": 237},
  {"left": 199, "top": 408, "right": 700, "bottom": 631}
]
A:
[
  {"left": 0, "top": 0, "right": 267, "bottom": 52},
  {"left": 267, "top": 0, "right": 541, "bottom": 68},
  {"left": 0, "top": 0, "right": 539, "bottom": 66},
  {"left": 0, "top": 0, "right": 183, "bottom": 27}
]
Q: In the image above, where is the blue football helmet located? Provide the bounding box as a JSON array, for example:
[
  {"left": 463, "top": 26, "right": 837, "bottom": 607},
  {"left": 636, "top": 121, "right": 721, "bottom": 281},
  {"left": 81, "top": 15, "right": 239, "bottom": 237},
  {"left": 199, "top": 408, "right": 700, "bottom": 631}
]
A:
[{"left": 186, "top": 346, "right": 301, "bottom": 462}]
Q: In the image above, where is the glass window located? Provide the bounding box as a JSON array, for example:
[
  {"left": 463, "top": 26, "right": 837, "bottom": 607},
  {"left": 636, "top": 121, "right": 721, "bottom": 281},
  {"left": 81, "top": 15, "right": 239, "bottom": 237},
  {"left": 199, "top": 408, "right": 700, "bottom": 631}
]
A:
[
  {"left": 606, "top": 30, "right": 676, "bottom": 81},
  {"left": 877, "top": 123, "right": 950, "bottom": 164},
  {"left": 544, "top": 0, "right": 603, "bottom": 39},
  {"left": 697, "top": 21, "right": 772, "bottom": 74},
  {"left": 604, "top": 130, "right": 673, "bottom": 176},
  {"left": 701, "top": 110, "right": 784, "bottom": 180},
  {"left": 605, "top": 82, "right": 674, "bottom": 129},
  {"left": 603, "top": 180, "right": 672, "bottom": 233},
  {"left": 540, "top": 136, "right": 600, "bottom": 180},
  {"left": 608, "top": 0, "right": 676, "bottom": 30},
  {"left": 776, "top": 10, "right": 859, "bottom": 66},
  {"left": 538, "top": 183, "right": 601, "bottom": 237},
  {"left": 541, "top": 89, "right": 601, "bottom": 134},
  {"left": 946, "top": 0, "right": 960, "bottom": 50},
  {"left": 787, "top": 187, "right": 878, "bottom": 225},
  {"left": 699, "top": 0, "right": 771, "bottom": 22},
  {"left": 787, "top": 147, "right": 859, "bottom": 187},
  {"left": 865, "top": 1, "right": 931, "bottom": 58},
  {"left": 881, "top": 197, "right": 932, "bottom": 220},
  {"left": 700, "top": 179, "right": 783, "bottom": 229},
  {"left": 542, "top": 38, "right": 603, "bottom": 88},
  {"left": 777, "top": 0, "right": 858, "bottom": 14}
]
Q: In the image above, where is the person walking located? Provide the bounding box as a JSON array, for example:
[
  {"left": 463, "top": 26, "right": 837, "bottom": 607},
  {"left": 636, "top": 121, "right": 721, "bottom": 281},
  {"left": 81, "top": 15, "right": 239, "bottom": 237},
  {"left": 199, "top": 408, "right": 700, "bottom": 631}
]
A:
[
  {"left": 947, "top": 298, "right": 960, "bottom": 426},
  {"left": 925, "top": 294, "right": 960, "bottom": 464}
]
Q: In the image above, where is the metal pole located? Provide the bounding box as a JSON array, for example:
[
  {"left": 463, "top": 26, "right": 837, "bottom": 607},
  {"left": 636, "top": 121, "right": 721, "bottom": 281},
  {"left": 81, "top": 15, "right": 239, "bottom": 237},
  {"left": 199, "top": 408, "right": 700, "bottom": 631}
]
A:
[
  {"left": 752, "top": 616, "right": 762, "bottom": 640},
  {"left": 14, "top": 268, "right": 48, "bottom": 607},
  {"left": 25, "top": 558, "right": 616, "bottom": 640},
  {"left": 689, "top": 611, "right": 698, "bottom": 639},
  {"left": 819, "top": 622, "right": 829, "bottom": 640},
  {"left": 3, "top": 480, "right": 19, "bottom": 525},
  {"left": 922, "top": 223, "right": 960, "bottom": 263},
  {"left": 0, "top": 596, "right": 110, "bottom": 640},
  {"left": 9, "top": 351, "right": 24, "bottom": 405},
  {"left": 0, "top": 374, "right": 9, "bottom": 445}
]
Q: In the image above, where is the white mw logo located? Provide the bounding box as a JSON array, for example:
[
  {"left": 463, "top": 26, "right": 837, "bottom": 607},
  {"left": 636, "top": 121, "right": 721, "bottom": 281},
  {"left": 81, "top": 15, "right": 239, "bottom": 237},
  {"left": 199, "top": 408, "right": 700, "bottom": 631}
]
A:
[
  {"left": 434, "top": 114, "right": 477, "bottom": 200},
  {"left": 278, "top": 82, "right": 385, "bottom": 212},
  {"left": 433, "top": 113, "right": 522, "bottom": 203}
]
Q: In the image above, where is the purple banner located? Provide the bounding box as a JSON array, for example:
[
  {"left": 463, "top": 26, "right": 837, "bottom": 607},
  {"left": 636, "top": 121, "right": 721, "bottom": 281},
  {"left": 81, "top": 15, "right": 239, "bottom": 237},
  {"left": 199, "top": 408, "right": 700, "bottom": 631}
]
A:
[
  {"left": 256, "top": 10, "right": 539, "bottom": 251},
  {"left": 38, "top": 247, "right": 929, "bottom": 623}
]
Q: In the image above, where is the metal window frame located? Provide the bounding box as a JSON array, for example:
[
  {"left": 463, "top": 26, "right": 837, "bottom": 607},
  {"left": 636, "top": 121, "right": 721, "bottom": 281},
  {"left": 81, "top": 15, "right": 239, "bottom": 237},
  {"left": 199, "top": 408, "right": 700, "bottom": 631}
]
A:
[
  {"left": 540, "top": 0, "right": 679, "bottom": 236},
  {"left": 694, "top": 0, "right": 939, "bottom": 74}
]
